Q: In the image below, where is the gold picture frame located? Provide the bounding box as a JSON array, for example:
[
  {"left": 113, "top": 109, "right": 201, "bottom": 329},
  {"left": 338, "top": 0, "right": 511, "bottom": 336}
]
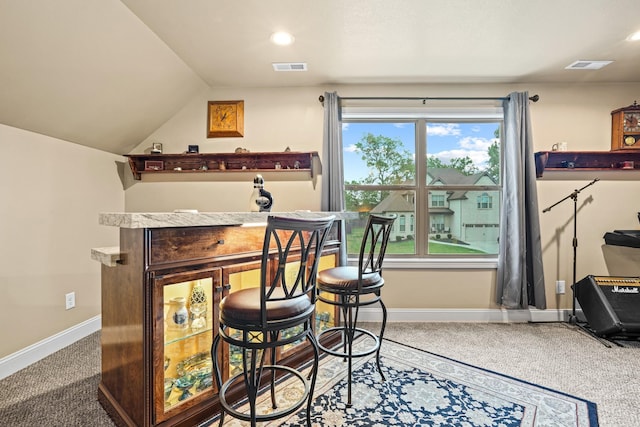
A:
[{"left": 207, "top": 100, "right": 244, "bottom": 138}]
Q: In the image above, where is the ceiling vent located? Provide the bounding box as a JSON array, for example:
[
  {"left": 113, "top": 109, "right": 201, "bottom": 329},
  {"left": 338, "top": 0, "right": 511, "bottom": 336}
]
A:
[
  {"left": 565, "top": 60, "right": 613, "bottom": 70},
  {"left": 272, "top": 62, "right": 308, "bottom": 72}
]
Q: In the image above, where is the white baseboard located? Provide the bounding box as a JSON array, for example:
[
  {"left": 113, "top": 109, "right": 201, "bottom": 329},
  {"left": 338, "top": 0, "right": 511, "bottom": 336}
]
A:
[
  {"left": 356, "top": 308, "right": 570, "bottom": 323},
  {"left": 0, "top": 315, "right": 101, "bottom": 381}
]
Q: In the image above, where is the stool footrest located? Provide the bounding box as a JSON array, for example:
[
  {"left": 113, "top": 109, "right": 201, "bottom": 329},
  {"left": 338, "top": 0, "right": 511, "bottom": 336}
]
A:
[
  {"left": 317, "top": 327, "right": 381, "bottom": 358},
  {"left": 218, "top": 364, "right": 311, "bottom": 423}
]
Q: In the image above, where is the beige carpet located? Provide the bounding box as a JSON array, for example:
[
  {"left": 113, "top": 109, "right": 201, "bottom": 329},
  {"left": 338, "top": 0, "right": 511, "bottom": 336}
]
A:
[{"left": 0, "top": 322, "right": 638, "bottom": 426}]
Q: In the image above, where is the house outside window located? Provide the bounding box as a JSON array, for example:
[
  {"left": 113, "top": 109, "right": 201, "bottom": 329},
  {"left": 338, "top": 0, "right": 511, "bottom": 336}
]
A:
[{"left": 342, "top": 105, "right": 503, "bottom": 259}]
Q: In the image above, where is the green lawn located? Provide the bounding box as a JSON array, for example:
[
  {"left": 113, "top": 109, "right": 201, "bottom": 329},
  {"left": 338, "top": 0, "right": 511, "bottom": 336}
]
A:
[{"left": 346, "top": 231, "right": 487, "bottom": 255}]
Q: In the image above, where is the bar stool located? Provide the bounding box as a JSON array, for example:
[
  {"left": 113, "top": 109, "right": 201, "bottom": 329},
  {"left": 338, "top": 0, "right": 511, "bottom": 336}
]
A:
[
  {"left": 316, "top": 213, "right": 396, "bottom": 407},
  {"left": 210, "top": 215, "right": 335, "bottom": 427}
]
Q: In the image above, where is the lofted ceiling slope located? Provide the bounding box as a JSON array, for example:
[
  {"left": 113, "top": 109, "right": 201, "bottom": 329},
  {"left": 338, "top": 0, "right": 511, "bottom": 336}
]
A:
[{"left": 1, "top": 0, "right": 640, "bottom": 154}]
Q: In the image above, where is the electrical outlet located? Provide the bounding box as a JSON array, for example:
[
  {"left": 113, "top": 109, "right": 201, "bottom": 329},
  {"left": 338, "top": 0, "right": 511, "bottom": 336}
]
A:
[
  {"left": 65, "top": 292, "right": 75, "bottom": 310},
  {"left": 555, "top": 280, "right": 566, "bottom": 295}
]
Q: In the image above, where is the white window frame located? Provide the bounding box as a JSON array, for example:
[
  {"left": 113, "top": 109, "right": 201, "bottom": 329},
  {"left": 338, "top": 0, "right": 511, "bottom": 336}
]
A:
[{"left": 342, "top": 106, "right": 503, "bottom": 269}]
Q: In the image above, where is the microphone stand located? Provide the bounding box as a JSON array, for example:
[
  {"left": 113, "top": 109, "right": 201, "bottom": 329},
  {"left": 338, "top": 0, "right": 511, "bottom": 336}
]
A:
[{"left": 542, "top": 178, "right": 610, "bottom": 346}]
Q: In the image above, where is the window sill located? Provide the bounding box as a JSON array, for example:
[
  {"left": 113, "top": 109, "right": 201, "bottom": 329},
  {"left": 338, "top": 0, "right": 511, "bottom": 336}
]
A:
[{"left": 347, "top": 257, "right": 498, "bottom": 269}]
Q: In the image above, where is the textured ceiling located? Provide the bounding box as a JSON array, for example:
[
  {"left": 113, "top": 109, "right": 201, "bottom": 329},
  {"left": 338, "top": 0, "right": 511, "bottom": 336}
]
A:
[{"left": 1, "top": 0, "right": 639, "bottom": 154}]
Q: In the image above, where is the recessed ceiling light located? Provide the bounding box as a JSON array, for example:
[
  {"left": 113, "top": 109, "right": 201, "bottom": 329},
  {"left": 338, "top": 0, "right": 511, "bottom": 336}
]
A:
[
  {"left": 627, "top": 31, "right": 640, "bottom": 41},
  {"left": 565, "top": 60, "right": 613, "bottom": 70},
  {"left": 270, "top": 31, "right": 295, "bottom": 46}
]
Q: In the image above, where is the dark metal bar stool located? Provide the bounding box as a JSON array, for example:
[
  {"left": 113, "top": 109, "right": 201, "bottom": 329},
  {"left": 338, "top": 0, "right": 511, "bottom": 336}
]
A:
[
  {"left": 211, "top": 215, "right": 335, "bottom": 427},
  {"left": 316, "top": 213, "right": 396, "bottom": 407}
]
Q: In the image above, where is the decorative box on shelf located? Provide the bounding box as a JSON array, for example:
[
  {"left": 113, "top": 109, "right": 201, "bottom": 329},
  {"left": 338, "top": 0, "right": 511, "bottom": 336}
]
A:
[
  {"left": 534, "top": 150, "right": 640, "bottom": 179},
  {"left": 125, "top": 151, "right": 319, "bottom": 180}
]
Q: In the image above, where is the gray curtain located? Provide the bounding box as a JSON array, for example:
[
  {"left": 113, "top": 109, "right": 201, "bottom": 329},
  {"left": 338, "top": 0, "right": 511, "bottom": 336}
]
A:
[
  {"left": 496, "top": 92, "right": 546, "bottom": 309},
  {"left": 320, "top": 91, "right": 347, "bottom": 265}
]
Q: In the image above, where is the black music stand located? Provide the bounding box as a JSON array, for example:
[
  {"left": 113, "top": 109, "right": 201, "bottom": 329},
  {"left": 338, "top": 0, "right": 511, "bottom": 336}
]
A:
[{"left": 542, "top": 178, "right": 611, "bottom": 346}]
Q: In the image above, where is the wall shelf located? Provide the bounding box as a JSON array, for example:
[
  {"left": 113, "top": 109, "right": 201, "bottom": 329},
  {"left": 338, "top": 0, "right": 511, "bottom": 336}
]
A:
[
  {"left": 535, "top": 150, "right": 640, "bottom": 180},
  {"left": 125, "top": 151, "right": 319, "bottom": 180}
]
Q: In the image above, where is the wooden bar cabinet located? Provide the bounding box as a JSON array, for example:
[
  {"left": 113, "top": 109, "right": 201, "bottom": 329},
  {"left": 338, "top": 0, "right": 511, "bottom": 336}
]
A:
[{"left": 95, "top": 213, "right": 345, "bottom": 427}]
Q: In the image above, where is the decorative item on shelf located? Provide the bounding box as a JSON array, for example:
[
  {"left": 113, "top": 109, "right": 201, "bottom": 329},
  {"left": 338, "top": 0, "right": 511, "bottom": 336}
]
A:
[
  {"left": 611, "top": 101, "right": 640, "bottom": 150},
  {"left": 188, "top": 280, "right": 207, "bottom": 330},
  {"left": 219, "top": 160, "right": 226, "bottom": 170},
  {"left": 144, "top": 160, "right": 163, "bottom": 171},
  {"left": 174, "top": 351, "right": 212, "bottom": 395},
  {"left": 151, "top": 142, "right": 163, "bottom": 154},
  {"left": 207, "top": 100, "right": 244, "bottom": 138},
  {"left": 621, "top": 161, "right": 635, "bottom": 169},
  {"left": 274, "top": 161, "right": 282, "bottom": 169},
  {"left": 235, "top": 147, "right": 250, "bottom": 153},
  {"left": 552, "top": 142, "right": 568, "bottom": 151},
  {"left": 166, "top": 297, "right": 188, "bottom": 330},
  {"left": 249, "top": 174, "right": 273, "bottom": 212},
  {"left": 187, "top": 145, "right": 199, "bottom": 154},
  {"left": 173, "top": 376, "right": 195, "bottom": 402},
  {"left": 284, "top": 146, "right": 291, "bottom": 152}
]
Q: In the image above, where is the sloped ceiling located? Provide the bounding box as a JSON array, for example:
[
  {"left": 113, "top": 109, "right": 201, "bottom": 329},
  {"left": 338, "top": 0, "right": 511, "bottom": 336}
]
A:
[
  {"left": 1, "top": 0, "right": 640, "bottom": 154},
  {"left": 0, "top": 1, "right": 207, "bottom": 154}
]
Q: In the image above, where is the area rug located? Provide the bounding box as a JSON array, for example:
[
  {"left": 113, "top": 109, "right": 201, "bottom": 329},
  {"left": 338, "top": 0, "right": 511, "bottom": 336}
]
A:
[{"left": 203, "top": 337, "right": 599, "bottom": 427}]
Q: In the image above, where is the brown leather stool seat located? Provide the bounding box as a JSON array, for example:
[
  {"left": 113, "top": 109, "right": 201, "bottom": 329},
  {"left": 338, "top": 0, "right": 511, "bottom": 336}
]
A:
[
  {"left": 317, "top": 266, "right": 383, "bottom": 291},
  {"left": 219, "top": 287, "right": 313, "bottom": 327}
]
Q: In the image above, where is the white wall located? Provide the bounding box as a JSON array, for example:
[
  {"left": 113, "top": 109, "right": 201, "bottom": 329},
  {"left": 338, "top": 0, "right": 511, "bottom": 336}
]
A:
[
  {"left": 125, "top": 82, "right": 640, "bottom": 316},
  {"left": 0, "top": 124, "right": 124, "bottom": 358}
]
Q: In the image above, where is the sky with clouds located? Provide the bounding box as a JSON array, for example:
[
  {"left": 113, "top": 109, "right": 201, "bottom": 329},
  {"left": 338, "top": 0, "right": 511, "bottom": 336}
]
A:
[{"left": 342, "top": 121, "right": 500, "bottom": 182}]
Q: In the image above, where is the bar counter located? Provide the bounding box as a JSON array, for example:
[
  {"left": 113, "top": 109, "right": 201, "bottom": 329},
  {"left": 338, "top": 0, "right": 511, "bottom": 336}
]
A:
[
  {"left": 99, "top": 210, "right": 353, "bottom": 229},
  {"left": 94, "top": 210, "right": 350, "bottom": 427}
]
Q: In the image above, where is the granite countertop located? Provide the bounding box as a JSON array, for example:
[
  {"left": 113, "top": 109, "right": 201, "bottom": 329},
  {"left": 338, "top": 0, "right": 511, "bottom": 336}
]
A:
[{"left": 99, "top": 211, "right": 355, "bottom": 229}]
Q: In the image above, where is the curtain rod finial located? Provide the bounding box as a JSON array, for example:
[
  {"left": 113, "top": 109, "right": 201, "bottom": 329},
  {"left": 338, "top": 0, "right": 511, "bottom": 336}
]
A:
[
  {"left": 530, "top": 94, "right": 540, "bottom": 102},
  {"left": 318, "top": 95, "right": 325, "bottom": 104}
]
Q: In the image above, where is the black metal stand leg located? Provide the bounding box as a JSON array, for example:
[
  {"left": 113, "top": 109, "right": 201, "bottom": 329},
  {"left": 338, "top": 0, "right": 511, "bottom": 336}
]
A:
[
  {"left": 376, "top": 298, "right": 387, "bottom": 381},
  {"left": 306, "top": 328, "right": 320, "bottom": 427},
  {"left": 211, "top": 333, "right": 226, "bottom": 427},
  {"left": 570, "top": 322, "right": 613, "bottom": 348},
  {"left": 346, "top": 304, "right": 355, "bottom": 408}
]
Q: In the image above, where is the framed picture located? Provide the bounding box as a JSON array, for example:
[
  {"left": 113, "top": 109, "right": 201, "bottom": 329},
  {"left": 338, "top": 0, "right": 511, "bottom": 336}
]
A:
[
  {"left": 144, "top": 160, "right": 164, "bottom": 171},
  {"left": 207, "top": 100, "right": 244, "bottom": 138},
  {"left": 151, "top": 142, "right": 163, "bottom": 153}
]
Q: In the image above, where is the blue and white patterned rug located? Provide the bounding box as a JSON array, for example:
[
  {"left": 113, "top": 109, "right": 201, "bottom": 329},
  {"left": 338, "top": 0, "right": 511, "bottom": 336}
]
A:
[{"left": 208, "top": 338, "right": 598, "bottom": 427}]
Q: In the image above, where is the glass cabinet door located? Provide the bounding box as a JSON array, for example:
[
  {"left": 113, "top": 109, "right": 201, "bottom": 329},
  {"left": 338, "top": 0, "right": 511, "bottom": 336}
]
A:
[
  {"left": 153, "top": 268, "right": 221, "bottom": 423},
  {"left": 315, "top": 254, "right": 338, "bottom": 333},
  {"left": 223, "top": 261, "right": 263, "bottom": 378}
]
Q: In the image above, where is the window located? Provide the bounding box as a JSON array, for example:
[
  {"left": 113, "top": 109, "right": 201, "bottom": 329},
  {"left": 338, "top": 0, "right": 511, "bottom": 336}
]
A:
[
  {"left": 431, "top": 194, "right": 445, "bottom": 207},
  {"left": 477, "top": 193, "right": 493, "bottom": 209},
  {"left": 399, "top": 215, "right": 406, "bottom": 232},
  {"left": 342, "top": 106, "right": 503, "bottom": 259}
]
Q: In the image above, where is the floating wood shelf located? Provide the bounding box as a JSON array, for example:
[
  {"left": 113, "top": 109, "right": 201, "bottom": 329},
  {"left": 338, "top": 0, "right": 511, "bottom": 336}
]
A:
[
  {"left": 124, "top": 151, "right": 319, "bottom": 180},
  {"left": 535, "top": 150, "right": 640, "bottom": 179}
]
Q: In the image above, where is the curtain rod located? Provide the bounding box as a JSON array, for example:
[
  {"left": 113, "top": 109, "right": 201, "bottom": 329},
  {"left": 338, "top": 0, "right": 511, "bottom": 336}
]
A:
[{"left": 318, "top": 94, "right": 540, "bottom": 104}]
